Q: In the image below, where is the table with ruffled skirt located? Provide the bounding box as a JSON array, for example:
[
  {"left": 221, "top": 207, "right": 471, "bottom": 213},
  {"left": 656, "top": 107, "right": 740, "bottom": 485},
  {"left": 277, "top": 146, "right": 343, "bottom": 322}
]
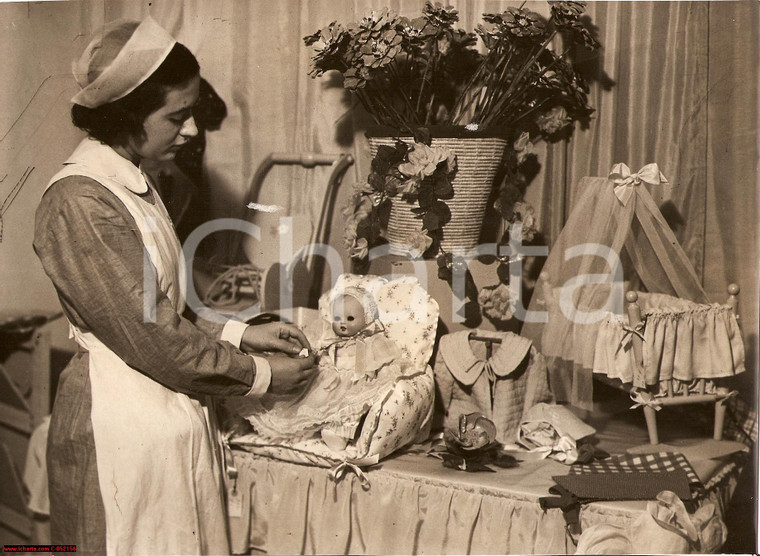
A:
[{"left": 227, "top": 401, "right": 748, "bottom": 555}]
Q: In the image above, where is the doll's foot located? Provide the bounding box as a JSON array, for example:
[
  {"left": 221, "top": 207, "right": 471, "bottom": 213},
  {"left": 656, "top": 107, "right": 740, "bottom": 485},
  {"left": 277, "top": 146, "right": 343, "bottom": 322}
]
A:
[{"left": 321, "top": 429, "right": 348, "bottom": 451}]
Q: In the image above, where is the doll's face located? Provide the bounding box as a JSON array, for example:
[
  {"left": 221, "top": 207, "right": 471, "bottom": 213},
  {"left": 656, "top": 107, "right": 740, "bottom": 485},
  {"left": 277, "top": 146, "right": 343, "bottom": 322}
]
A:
[{"left": 331, "top": 295, "right": 367, "bottom": 337}]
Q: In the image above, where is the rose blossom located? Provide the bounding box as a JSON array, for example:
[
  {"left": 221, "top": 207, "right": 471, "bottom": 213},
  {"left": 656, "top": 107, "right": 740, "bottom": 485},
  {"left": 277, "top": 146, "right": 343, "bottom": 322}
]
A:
[{"left": 405, "top": 230, "right": 433, "bottom": 257}]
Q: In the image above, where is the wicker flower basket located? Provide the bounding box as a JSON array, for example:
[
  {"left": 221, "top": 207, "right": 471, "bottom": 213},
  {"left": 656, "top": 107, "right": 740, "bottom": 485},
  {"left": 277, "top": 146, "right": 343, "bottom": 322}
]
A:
[{"left": 367, "top": 131, "right": 507, "bottom": 254}]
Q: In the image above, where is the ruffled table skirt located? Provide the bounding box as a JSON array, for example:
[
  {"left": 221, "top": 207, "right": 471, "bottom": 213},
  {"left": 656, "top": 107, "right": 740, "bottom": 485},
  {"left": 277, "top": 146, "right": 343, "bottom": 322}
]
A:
[
  {"left": 229, "top": 450, "right": 574, "bottom": 555},
  {"left": 228, "top": 422, "right": 745, "bottom": 555}
]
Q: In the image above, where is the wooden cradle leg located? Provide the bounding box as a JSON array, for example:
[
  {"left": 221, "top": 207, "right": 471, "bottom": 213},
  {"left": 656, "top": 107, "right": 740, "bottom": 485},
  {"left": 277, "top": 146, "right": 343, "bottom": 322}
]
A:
[
  {"left": 643, "top": 405, "right": 659, "bottom": 445},
  {"left": 714, "top": 399, "right": 727, "bottom": 441}
]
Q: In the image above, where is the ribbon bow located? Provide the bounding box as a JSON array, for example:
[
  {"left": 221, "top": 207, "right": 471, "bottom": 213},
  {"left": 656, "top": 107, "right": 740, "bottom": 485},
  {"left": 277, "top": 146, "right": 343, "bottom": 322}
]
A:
[
  {"left": 716, "top": 390, "right": 738, "bottom": 403},
  {"left": 608, "top": 163, "right": 669, "bottom": 205},
  {"left": 629, "top": 390, "right": 663, "bottom": 411},
  {"left": 329, "top": 461, "right": 371, "bottom": 490},
  {"left": 219, "top": 430, "right": 239, "bottom": 489},
  {"left": 550, "top": 435, "right": 581, "bottom": 464},
  {"left": 617, "top": 320, "right": 647, "bottom": 354}
]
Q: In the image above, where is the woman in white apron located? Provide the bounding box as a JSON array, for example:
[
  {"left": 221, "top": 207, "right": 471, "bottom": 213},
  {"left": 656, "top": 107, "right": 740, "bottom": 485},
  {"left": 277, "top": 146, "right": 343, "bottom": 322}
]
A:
[{"left": 34, "top": 17, "right": 315, "bottom": 555}]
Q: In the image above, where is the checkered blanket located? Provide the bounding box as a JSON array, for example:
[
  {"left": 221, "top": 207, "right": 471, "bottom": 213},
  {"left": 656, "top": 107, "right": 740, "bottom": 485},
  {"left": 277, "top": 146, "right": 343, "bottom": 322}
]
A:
[
  {"left": 552, "top": 452, "right": 703, "bottom": 502},
  {"left": 569, "top": 451, "right": 702, "bottom": 487},
  {"left": 725, "top": 396, "right": 758, "bottom": 446}
]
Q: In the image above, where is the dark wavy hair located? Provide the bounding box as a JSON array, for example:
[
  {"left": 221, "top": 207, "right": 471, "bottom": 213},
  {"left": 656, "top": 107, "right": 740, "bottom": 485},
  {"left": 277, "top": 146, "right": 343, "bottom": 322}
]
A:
[{"left": 71, "top": 42, "right": 200, "bottom": 146}]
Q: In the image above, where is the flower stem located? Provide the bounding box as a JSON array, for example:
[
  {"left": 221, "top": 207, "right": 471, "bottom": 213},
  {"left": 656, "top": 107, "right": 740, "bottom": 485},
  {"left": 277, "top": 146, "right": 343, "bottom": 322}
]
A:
[{"left": 416, "top": 40, "right": 436, "bottom": 117}]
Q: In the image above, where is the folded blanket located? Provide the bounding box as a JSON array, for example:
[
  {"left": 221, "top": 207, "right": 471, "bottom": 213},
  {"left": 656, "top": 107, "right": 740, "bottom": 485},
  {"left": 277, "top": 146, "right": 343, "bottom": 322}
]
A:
[{"left": 553, "top": 451, "right": 703, "bottom": 502}]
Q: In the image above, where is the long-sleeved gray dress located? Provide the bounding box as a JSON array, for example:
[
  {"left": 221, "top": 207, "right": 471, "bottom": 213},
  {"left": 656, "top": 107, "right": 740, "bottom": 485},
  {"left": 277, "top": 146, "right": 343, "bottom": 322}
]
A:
[{"left": 34, "top": 140, "right": 263, "bottom": 554}]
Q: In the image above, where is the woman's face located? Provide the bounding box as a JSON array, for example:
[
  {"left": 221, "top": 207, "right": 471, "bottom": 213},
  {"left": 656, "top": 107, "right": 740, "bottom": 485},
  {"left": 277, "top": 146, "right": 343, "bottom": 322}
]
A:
[{"left": 125, "top": 74, "right": 201, "bottom": 163}]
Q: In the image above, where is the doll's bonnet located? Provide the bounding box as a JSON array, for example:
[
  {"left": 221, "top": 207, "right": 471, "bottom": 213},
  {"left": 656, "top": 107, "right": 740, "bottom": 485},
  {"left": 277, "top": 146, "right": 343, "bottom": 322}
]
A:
[{"left": 326, "top": 285, "right": 379, "bottom": 325}]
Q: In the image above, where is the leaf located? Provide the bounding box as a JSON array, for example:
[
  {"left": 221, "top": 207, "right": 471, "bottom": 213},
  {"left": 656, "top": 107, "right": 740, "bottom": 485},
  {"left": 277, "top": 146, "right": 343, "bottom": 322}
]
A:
[
  {"left": 392, "top": 140, "right": 411, "bottom": 159},
  {"left": 431, "top": 200, "right": 452, "bottom": 226},
  {"left": 437, "top": 264, "right": 453, "bottom": 283},
  {"left": 418, "top": 185, "right": 437, "bottom": 208},
  {"left": 423, "top": 210, "right": 440, "bottom": 231},
  {"left": 372, "top": 143, "right": 408, "bottom": 174},
  {"left": 412, "top": 127, "right": 432, "bottom": 145},
  {"left": 433, "top": 176, "right": 455, "bottom": 199},
  {"left": 422, "top": 237, "right": 438, "bottom": 259},
  {"left": 371, "top": 148, "right": 394, "bottom": 174},
  {"left": 377, "top": 199, "right": 392, "bottom": 228},
  {"left": 464, "top": 462, "right": 496, "bottom": 473},
  {"left": 491, "top": 452, "right": 520, "bottom": 469},
  {"left": 440, "top": 454, "right": 465, "bottom": 469},
  {"left": 368, "top": 171, "right": 386, "bottom": 191},
  {"left": 356, "top": 217, "right": 372, "bottom": 237}
]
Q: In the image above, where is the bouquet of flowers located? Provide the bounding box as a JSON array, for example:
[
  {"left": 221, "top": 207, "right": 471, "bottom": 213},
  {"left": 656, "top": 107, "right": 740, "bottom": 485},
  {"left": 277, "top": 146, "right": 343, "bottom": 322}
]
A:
[
  {"left": 308, "top": 1, "right": 601, "bottom": 317},
  {"left": 343, "top": 139, "right": 458, "bottom": 261},
  {"left": 304, "top": 1, "right": 599, "bottom": 132}
]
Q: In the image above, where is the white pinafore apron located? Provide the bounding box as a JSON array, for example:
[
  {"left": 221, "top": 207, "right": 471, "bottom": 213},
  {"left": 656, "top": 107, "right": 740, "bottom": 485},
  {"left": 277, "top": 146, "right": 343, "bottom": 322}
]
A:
[{"left": 47, "top": 140, "right": 229, "bottom": 555}]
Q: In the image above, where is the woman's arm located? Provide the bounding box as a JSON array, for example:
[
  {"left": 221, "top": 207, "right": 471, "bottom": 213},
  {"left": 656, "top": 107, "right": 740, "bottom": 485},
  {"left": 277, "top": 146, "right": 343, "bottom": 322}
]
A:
[{"left": 34, "top": 177, "right": 279, "bottom": 397}]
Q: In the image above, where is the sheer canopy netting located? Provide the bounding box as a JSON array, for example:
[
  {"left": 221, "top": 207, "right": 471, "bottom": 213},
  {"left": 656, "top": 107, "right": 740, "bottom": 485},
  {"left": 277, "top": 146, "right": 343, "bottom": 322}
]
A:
[{"left": 521, "top": 166, "right": 732, "bottom": 409}]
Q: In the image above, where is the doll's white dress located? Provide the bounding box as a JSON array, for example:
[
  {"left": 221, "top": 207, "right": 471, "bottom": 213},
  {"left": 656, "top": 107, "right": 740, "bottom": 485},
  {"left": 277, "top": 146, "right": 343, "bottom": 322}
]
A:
[{"left": 242, "top": 321, "right": 407, "bottom": 442}]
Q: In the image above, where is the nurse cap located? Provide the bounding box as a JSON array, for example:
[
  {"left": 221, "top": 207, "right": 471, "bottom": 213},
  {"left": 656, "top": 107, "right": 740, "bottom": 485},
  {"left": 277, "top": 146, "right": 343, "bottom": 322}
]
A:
[{"left": 71, "top": 16, "right": 176, "bottom": 108}]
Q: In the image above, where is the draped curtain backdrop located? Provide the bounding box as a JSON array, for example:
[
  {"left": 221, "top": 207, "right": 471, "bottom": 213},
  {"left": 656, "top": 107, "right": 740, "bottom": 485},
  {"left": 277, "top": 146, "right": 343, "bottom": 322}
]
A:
[
  {"left": 2, "top": 0, "right": 755, "bottom": 385},
  {"left": 537, "top": 1, "right": 758, "bottom": 395}
]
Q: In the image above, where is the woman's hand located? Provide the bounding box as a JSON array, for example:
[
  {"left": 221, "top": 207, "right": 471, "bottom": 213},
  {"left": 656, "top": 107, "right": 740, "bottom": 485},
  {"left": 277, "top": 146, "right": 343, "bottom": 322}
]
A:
[
  {"left": 267, "top": 352, "right": 317, "bottom": 394},
  {"left": 241, "top": 322, "right": 312, "bottom": 355}
]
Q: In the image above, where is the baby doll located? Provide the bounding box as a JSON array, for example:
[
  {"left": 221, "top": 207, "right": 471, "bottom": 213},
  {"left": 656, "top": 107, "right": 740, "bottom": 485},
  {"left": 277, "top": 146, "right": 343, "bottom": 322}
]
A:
[
  {"left": 236, "top": 285, "right": 406, "bottom": 451},
  {"left": 316, "top": 287, "right": 402, "bottom": 449},
  {"left": 321, "top": 288, "right": 400, "bottom": 380}
]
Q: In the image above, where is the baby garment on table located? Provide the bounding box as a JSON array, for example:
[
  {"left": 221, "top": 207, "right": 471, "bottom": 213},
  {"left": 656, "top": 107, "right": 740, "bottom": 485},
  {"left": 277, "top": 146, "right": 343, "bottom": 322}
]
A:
[
  {"left": 554, "top": 451, "right": 703, "bottom": 502},
  {"left": 433, "top": 330, "right": 551, "bottom": 444},
  {"left": 240, "top": 328, "right": 407, "bottom": 442},
  {"left": 543, "top": 454, "right": 714, "bottom": 551},
  {"left": 517, "top": 402, "right": 597, "bottom": 464}
]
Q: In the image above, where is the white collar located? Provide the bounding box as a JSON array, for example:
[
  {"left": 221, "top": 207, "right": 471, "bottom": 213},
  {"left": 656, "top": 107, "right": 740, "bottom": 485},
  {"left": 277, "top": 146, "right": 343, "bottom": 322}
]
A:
[
  {"left": 439, "top": 330, "right": 533, "bottom": 386},
  {"left": 63, "top": 137, "right": 148, "bottom": 194}
]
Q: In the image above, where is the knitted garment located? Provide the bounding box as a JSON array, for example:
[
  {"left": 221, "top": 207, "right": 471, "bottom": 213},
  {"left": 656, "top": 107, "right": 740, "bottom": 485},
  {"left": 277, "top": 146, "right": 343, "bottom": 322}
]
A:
[{"left": 434, "top": 330, "right": 552, "bottom": 444}]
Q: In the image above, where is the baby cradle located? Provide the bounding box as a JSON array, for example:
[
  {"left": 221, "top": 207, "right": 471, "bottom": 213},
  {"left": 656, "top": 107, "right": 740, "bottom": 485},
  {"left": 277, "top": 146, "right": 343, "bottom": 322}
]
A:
[
  {"left": 521, "top": 164, "right": 745, "bottom": 443},
  {"left": 550, "top": 280, "right": 743, "bottom": 444}
]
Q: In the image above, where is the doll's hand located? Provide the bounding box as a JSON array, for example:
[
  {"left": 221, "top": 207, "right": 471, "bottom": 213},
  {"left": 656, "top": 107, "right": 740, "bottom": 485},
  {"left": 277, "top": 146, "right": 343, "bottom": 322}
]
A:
[
  {"left": 267, "top": 352, "right": 317, "bottom": 394},
  {"left": 241, "top": 322, "right": 312, "bottom": 356}
]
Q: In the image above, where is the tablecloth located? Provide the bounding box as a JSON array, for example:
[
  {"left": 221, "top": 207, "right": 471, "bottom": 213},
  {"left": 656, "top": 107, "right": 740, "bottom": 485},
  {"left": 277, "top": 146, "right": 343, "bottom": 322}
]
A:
[{"left": 227, "top": 400, "right": 748, "bottom": 554}]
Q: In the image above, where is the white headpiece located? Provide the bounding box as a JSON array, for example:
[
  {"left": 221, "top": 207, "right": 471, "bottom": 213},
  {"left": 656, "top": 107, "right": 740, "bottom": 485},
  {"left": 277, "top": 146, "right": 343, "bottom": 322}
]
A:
[
  {"left": 71, "top": 16, "right": 176, "bottom": 108},
  {"left": 328, "top": 285, "right": 379, "bottom": 324}
]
